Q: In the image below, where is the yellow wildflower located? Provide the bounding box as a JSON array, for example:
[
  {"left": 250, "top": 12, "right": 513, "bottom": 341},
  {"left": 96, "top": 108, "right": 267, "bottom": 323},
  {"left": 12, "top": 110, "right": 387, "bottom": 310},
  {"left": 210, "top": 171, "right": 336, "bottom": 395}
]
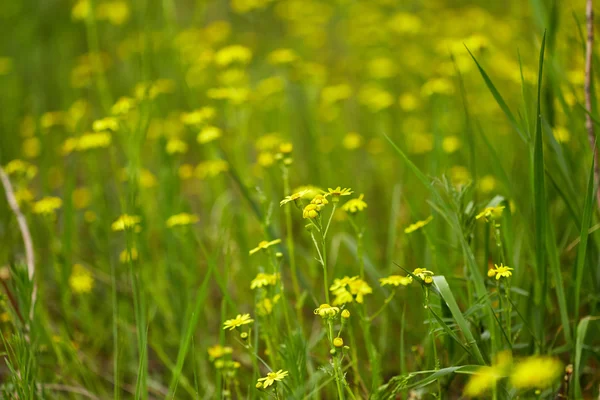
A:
[
  {"left": 476, "top": 206, "right": 505, "bottom": 222},
  {"left": 488, "top": 263, "right": 513, "bottom": 280},
  {"left": 180, "top": 107, "right": 215, "bottom": 125},
  {"left": 214, "top": 45, "right": 252, "bottom": 67},
  {"left": 314, "top": 304, "right": 340, "bottom": 318},
  {"left": 72, "top": 187, "right": 91, "bottom": 209},
  {"left": 343, "top": 132, "right": 363, "bottom": 150},
  {"left": 15, "top": 188, "right": 34, "bottom": 206},
  {"left": 413, "top": 268, "right": 434, "bottom": 284},
  {"left": 330, "top": 276, "right": 372, "bottom": 305},
  {"left": 510, "top": 356, "right": 562, "bottom": 390},
  {"left": 327, "top": 187, "right": 353, "bottom": 197},
  {"left": 96, "top": 1, "right": 130, "bottom": 25},
  {"left": 302, "top": 204, "right": 320, "bottom": 219},
  {"left": 166, "top": 138, "right": 188, "bottom": 154},
  {"left": 197, "top": 126, "right": 222, "bottom": 144},
  {"left": 166, "top": 213, "right": 199, "bottom": 227},
  {"left": 342, "top": 194, "right": 367, "bottom": 214},
  {"left": 207, "top": 344, "right": 233, "bottom": 361},
  {"left": 257, "top": 295, "right": 280, "bottom": 316},
  {"left": 195, "top": 160, "right": 229, "bottom": 179},
  {"left": 464, "top": 366, "right": 503, "bottom": 397},
  {"left": 359, "top": 84, "right": 394, "bottom": 112},
  {"left": 268, "top": 48, "right": 298, "bottom": 65},
  {"left": 119, "top": 248, "right": 138, "bottom": 263},
  {"left": 249, "top": 239, "right": 281, "bottom": 255},
  {"left": 33, "top": 197, "right": 63, "bottom": 215},
  {"left": 250, "top": 273, "right": 278, "bottom": 289},
  {"left": 111, "top": 214, "right": 141, "bottom": 231},
  {"left": 280, "top": 189, "right": 310, "bottom": 206},
  {"left": 223, "top": 314, "right": 254, "bottom": 330},
  {"left": 442, "top": 136, "right": 461, "bottom": 154},
  {"left": 4, "top": 160, "right": 37, "bottom": 179},
  {"left": 310, "top": 194, "right": 329, "bottom": 207},
  {"left": 333, "top": 337, "right": 344, "bottom": 347},
  {"left": 92, "top": 117, "right": 119, "bottom": 132},
  {"left": 256, "top": 370, "right": 288, "bottom": 389},
  {"left": 111, "top": 96, "right": 136, "bottom": 115},
  {"left": 404, "top": 216, "right": 433, "bottom": 234},
  {"left": 22, "top": 138, "right": 41, "bottom": 159},
  {"left": 478, "top": 175, "right": 497, "bottom": 193},
  {"left": 380, "top": 275, "right": 413, "bottom": 287},
  {"left": 69, "top": 264, "right": 94, "bottom": 294},
  {"left": 341, "top": 309, "right": 350, "bottom": 319}
]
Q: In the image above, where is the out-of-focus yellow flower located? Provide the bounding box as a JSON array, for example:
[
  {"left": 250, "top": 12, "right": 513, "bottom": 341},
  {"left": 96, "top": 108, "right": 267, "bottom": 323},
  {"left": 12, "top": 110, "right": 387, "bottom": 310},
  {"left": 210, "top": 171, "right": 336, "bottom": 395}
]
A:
[
  {"left": 93, "top": 117, "right": 119, "bottom": 132},
  {"left": 442, "top": 136, "right": 461, "bottom": 154},
  {"left": 207, "top": 344, "right": 233, "bottom": 361},
  {"left": 280, "top": 189, "right": 310, "bottom": 206},
  {"left": 33, "top": 197, "right": 63, "bottom": 216},
  {"left": 367, "top": 57, "right": 397, "bottom": 79},
  {"left": 71, "top": 0, "right": 91, "bottom": 20},
  {"left": 231, "top": 0, "right": 274, "bottom": 14},
  {"left": 69, "top": 264, "right": 94, "bottom": 294},
  {"left": 342, "top": 194, "right": 367, "bottom": 214},
  {"left": 268, "top": 48, "right": 298, "bottom": 65},
  {"left": 510, "top": 356, "right": 562, "bottom": 390},
  {"left": 22, "top": 137, "right": 41, "bottom": 159},
  {"left": 207, "top": 87, "right": 250, "bottom": 104},
  {"left": 553, "top": 126, "right": 570, "bottom": 143},
  {"left": 320, "top": 84, "right": 352, "bottom": 105},
  {"left": 404, "top": 216, "right": 433, "bottom": 234},
  {"left": 4, "top": 160, "right": 37, "bottom": 179},
  {"left": 111, "top": 96, "right": 136, "bottom": 115},
  {"left": 72, "top": 187, "right": 92, "bottom": 209},
  {"left": 478, "top": 175, "right": 497, "bottom": 193},
  {"left": 111, "top": 214, "right": 141, "bottom": 231},
  {"left": 178, "top": 164, "right": 194, "bottom": 180},
  {"left": 464, "top": 366, "right": 502, "bottom": 397},
  {"left": 380, "top": 275, "right": 412, "bottom": 287},
  {"left": 63, "top": 132, "right": 112, "bottom": 154},
  {"left": 333, "top": 337, "right": 344, "bottom": 347},
  {"left": 214, "top": 45, "right": 252, "bottom": 67},
  {"left": 398, "top": 93, "right": 419, "bottom": 112},
  {"left": 84, "top": 211, "right": 97, "bottom": 223},
  {"left": 412, "top": 268, "right": 434, "bottom": 284},
  {"left": 0, "top": 57, "right": 12, "bottom": 75},
  {"left": 119, "top": 248, "right": 139, "bottom": 263},
  {"left": 421, "top": 77, "right": 454, "bottom": 96},
  {"left": 195, "top": 160, "right": 229, "bottom": 179},
  {"left": 313, "top": 303, "right": 340, "bottom": 318},
  {"left": 14, "top": 188, "right": 34, "bottom": 206},
  {"left": 387, "top": 12, "right": 422, "bottom": 34},
  {"left": 166, "top": 213, "right": 199, "bottom": 227},
  {"left": 257, "top": 295, "right": 280, "bottom": 316},
  {"left": 327, "top": 187, "right": 353, "bottom": 197},
  {"left": 249, "top": 239, "right": 281, "bottom": 255},
  {"left": 96, "top": 1, "right": 130, "bottom": 25},
  {"left": 257, "top": 152, "right": 274, "bottom": 167},
  {"left": 223, "top": 313, "right": 254, "bottom": 330},
  {"left": 488, "top": 263, "right": 513, "bottom": 280},
  {"left": 204, "top": 21, "right": 231, "bottom": 44},
  {"left": 359, "top": 84, "right": 394, "bottom": 111},
  {"left": 476, "top": 205, "right": 505, "bottom": 222},
  {"left": 41, "top": 112, "right": 65, "bottom": 129},
  {"left": 449, "top": 166, "right": 471, "bottom": 186},
  {"left": 181, "top": 107, "right": 215, "bottom": 126},
  {"left": 250, "top": 273, "right": 278, "bottom": 289},
  {"left": 166, "top": 138, "right": 188, "bottom": 155},
  {"left": 197, "top": 126, "right": 222, "bottom": 144},
  {"left": 343, "top": 132, "right": 363, "bottom": 150},
  {"left": 406, "top": 133, "right": 433, "bottom": 154}
]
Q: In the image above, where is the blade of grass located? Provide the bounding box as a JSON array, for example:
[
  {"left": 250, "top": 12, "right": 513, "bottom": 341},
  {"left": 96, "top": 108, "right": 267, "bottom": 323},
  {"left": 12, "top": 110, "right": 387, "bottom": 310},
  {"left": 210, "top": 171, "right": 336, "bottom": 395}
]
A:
[{"left": 574, "top": 316, "right": 599, "bottom": 398}]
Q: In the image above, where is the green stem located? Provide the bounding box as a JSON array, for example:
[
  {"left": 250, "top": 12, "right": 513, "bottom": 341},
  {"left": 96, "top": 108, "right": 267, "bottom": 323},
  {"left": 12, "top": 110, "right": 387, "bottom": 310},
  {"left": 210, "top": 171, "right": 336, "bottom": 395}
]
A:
[
  {"left": 328, "top": 321, "right": 345, "bottom": 400},
  {"left": 367, "top": 292, "right": 395, "bottom": 322},
  {"left": 282, "top": 167, "right": 302, "bottom": 320},
  {"left": 310, "top": 231, "right": 329, "bottom": 304}
]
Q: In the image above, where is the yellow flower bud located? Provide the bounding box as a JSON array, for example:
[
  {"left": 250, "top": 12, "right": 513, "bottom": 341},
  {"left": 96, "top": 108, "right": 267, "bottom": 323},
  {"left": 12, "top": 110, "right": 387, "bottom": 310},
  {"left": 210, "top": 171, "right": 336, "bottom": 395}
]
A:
[
  {"left": 341, "top": 310, "right": 350, "bottom": 319},
  {"left": 333, "top": 337, "right": 344, "bottom": 347}
]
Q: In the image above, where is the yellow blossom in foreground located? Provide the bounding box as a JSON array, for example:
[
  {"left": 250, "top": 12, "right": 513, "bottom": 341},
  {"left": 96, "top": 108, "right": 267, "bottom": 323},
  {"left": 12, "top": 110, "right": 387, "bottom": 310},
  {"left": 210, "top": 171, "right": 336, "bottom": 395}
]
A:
[
  {"left": 342, "top": 194, "right": 367, "bottom": 214},
  {"left": 310, "top": 194, "right": 329, "bottom": 207},
  {"left": 380, "top": 275, "right": 413, "bottom": 287},
  {"left": 207, "top": 344, "right": 233, "bottom": 361},
  {"left": 280, "top": 189, "right": 309, "bottom": 206},
  {"left": 166, "top": 213, "right": 199, "bottom": 227},
  {"left": 250, "top": 273, "right": 278, "bottom": 289},
  {"left": 464, "top": 366, "right": 503, "bottom": 397},
  {"left": 413, "top": 268, "right": 434, "bottom": 284},
  {"left": 476, "top": 206, "right": 505, "bottom": 222},
  {"left": 314, "top": 304, "right": 340, "bottom": 318},
  {"left": 197, "top": 126, "right": 222, "bottom": 144},
  {"left": 488, "top": 263, "right": 514, "bottom": 280},
  {"left": 303, "top": 204, "right": 320, "bottom": 219},
  {"left": 223, "top": 314, "right": 254, "bottom": 330},
  {"left": 249, "top": 239, "right": 281, "bottom": 255},
  {"left": 256, "top": 370, "right": 288, "bottom": 389},
  {"left": 268, "top": 48, "right": 298, "bottom": 65},
  {"left": 69, "top": 264, "right": 94, "bottom": 294},
  {"left": 404, "top": 215, "right": 433, "bottom": 234},
  {"left": 111, "top": 214, "right": 141, "bottom": 231},
  {"left": 33, "top": 197, "right": 63, "bottom": 215},
  {"left": 510, "top": 356, "right": 562, "bottom": 390}
]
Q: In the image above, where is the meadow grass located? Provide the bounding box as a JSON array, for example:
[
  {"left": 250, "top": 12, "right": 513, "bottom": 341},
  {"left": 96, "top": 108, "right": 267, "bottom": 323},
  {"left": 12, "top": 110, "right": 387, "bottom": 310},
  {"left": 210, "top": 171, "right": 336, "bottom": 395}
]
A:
[{"left": 0, "top": 0, "right": 599, "bottom": 398}]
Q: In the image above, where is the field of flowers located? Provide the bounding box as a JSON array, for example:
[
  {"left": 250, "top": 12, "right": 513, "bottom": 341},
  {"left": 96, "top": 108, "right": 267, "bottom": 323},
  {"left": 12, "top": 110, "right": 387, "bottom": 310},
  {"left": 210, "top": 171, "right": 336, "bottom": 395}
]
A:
[{"left": 1, "top": 0, "right": 599, "bottom": 398}]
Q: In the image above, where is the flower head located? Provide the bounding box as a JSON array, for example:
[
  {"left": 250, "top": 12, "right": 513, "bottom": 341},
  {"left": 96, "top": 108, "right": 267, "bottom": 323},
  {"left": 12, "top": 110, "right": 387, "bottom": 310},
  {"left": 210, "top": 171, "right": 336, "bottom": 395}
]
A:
[
  {"left": 166, "top": 213, "right": 199, "bottom": 227},
  {"left": 197, "top": 126, "right": 222, "bottom": 144},
  {"left": 249, "top": 239, "right": 281, "bottom": 255},
  {"left": 327, "top": 186, "right": 353, "bottom": 197},
  {"left": 69, "top": 264, "right": 94, "bottom": 294},
  {"left": 380, "top": 275, "right": 413, "bottom": 287},
  {"left": 303, "top": 204, "right": 320, "bottom": 219},
  {"left": 280, "top": 189, "right": 309, "bottom": 206},
  {"left": 314, "top": 303, "right": 340, "bottom": 318},
  {"left": 476, "top": 205, "right": 505, "bottom": 222},
  {"left": 330, "top": 276, "right": 373, "bottom": 305},
  {"left": 223, "top": 314, "right": 254, "bottom": 330},
  {"left": 111, "top": 214, "right": 141, "bottom": 232},
  {"left": 250, "top": 273, "right": 278, "bottom": 289},
  {"left": 413, "top": 268, "right": 434, "bottom": 284},
  {"left": 464, "top": 366, "right": 503, "bottom": 397},
  {"left": 257, "top": 295, "right": 280, "bottom": 316},
  {"left": 342, "top": 194, "right": 367, "bottom": 214},
  {"left": 33, "top": 197, "right": 63, "bottom": 216},
  {"left": 510, "top": 356, "right": 562, "bottom": 390},
  {"left": 207, "top": 344, "right": 233, "bottom": 361},
  {"left": 256, "top": 370, "right": 288, "bottom": 389},
  {"left": 488, "top": 263, "right": 513, "bottom": 280},
  {"left": 333, "top": 337, "right": 344, "bottom": 347},
  {"left": 404, "top": 215, "right": 433, "bottom": 234},
  {"left": 310, "top": 194, "right": 329, "bottom": 207}
]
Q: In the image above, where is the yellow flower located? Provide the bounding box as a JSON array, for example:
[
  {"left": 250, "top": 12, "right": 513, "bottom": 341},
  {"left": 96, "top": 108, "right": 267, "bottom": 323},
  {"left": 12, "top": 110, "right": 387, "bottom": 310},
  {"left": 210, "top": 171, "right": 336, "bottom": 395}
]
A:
[
  {"left": 342, "top": 194, "right": 367, "bottom": 214},
  {"left": 476, "top": 206, "right": 505, "bottom": 222},
  {"left": 4, "top": 160, "right": 37, "bottom": 179},
  {"left": 166, "top": 213, "right": 199, "bottom": 227},
  {"left": 111, "top": 214, "right": 141, "bottom": 231},
  {"left": 256, "top": 370, "right": 289, "bottom": 389},
  {"left": 380, "top": 275, "right": 413, "bottom": 287},
  {"left": 33, "top": 197, "right": 63, "bottom": 215},
  {"left": 413, "top": 268, "right": 434, "bottom": 284},
  {"left": 166, "top": 138, "right": 188, "bottom": 154},
  {"left": 249, "top": 239, "right": 281, "bottom": 255},
  {"left": 341, "top": 309, "right": 350, "bottom": 319},
  {"left": 279, "top": 142, "right": 293, "bottom": 154},
  {"left": 92, "top": 117, "right": 119, "bottom": 132},
  {"left": 180, "top": 107, "right": 215, "bottom": 125},
  {"left": 510, "top": 356, "right": 562, "bottom": 390},
  {"left": 333, "top": 337, "right": 344, "bottom": 347},
  {"left": 15, "top": 188, "right": 34, "bottom": 206},
  {"left": 464, "top": 366, "right": 503, "bottom": 397},
  {"left": 119, "top": 248, "right": 138, "bottom": 263},
  {"left": 442, "top": 136, "right": 461, "bottom": 154},
  {"left": 280, "top": 189, "right": 309, "bottom": 206},
  {"left": 197, "top": 126, "right": 222, "bottom": 144},
  {"left": 268, "top": 48, "right": 298, "bottom": 65},
  {"left": 207, "top": 344, "right": 233, "bottom": 361},
  {"left": 257, "top": 295, "right": 280, "bottom": 316},
  {"left": 223, "top": 314, "right": 254, "bottom": 330},
  {"left": 343, "top": 132, "right": 363, "bottom": 150},
  {"left": 22, "top": 137, "right": 41, "bottom": 159},
  {"left": 111, "top": 97, "right": 136, "bottom": 115},
  {"left": 478, "top": 175, "right": 497, "bottom": 193},
  {"left": 313, "top": 304, "right": 340, "bottom": 318},
  {"left": 310, "top": 194, "right": 329, "bottom": 207},
  {"left": 63, "top": 132, "right": 112, "bottom": 154},
  {"left": 327, "top": 187, "right": 353, "bottom": 197},
  {"left": 488, "top": 263, "right": 513, "bottom": 280},
  {"left": 330, "top": 276, "right": 372, "bottom": 305},
  {"left": 250, "top": 273, "right": 278, "bottom": 289},
  {"left": 303, "top": 203, "right": 320, "bottom": 219},
  {"left": 214, "top": 45, "right": 252, "bottom": 67},
  {"left": 359, "top": 84, "right": 394, "bottom": 112},
  {"left": 72, "top": 187, "right": 91, "bottom": 209},
  {"left": 404, "top": 216, "right": 433, "bottom": 234},
  {"left": 96, "top": 1, "right": 130, "bottom": 25},
  {"left": 69, "top": 264, "right": 94, "bottom": 294}
]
